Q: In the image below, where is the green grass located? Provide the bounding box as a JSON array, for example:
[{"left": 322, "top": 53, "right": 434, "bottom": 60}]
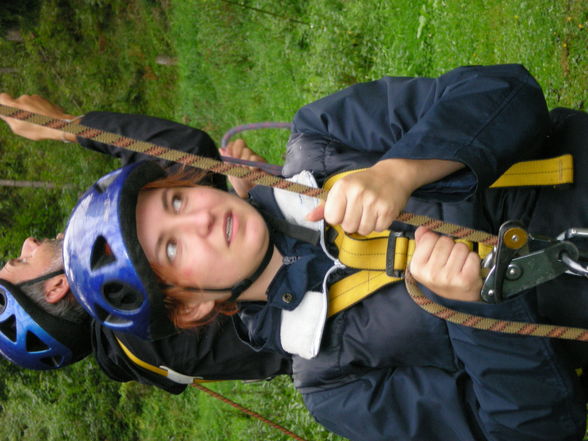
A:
[{"left": 0, "top": 0, "right": 587, "bottom": 440}]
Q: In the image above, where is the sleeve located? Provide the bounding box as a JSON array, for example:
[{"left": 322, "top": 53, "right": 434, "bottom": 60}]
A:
[
  {"left": 302, "top": 366, "right": 486, "bottom": 441},
  {"left": 303, "top": 343, "right": 585, "bottom": 441},
  {"left": 435, "top": 291, "right": 586, "bottom": 441},
  {"left": 76, "top": 111, "right": 227, "bottom": 189},
  {"left": 291, "top": 64, "right": 550, "bottom": 192}
]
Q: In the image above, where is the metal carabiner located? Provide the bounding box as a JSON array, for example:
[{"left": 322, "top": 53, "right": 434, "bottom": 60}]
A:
[{"left": 557, "top": 228, "right": 588, "bottom": 277}]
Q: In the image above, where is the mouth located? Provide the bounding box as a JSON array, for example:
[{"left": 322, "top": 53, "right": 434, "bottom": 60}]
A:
[{"left": 225, "top": 213, "right": 233, "bottom": 245}]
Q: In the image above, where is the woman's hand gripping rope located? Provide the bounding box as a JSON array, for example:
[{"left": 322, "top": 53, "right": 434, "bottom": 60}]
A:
[
  {"left": 306, "top": 157, "right": 465, "bottom": 236},
  {"left": 410, "top": 227, "right": 483, "bottom": 302}
]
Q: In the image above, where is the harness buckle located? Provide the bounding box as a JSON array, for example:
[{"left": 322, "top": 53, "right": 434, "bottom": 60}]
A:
[
  {"left": 386, "top": 231, "right": 413, "bottom": 277},
  {"left": 481, "top": 221, "right": 582, "bottom": 303}
]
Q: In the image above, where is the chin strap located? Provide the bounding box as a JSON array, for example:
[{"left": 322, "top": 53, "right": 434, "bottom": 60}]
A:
[
  {"left": 176, "top": 234, "right": 274, "bottom": 302},
  {"left": 17, "top": 269, "right": 65, "bottom": 288},
  {"left": 223, "top": 234, "right": 275, "bottom": 302}
]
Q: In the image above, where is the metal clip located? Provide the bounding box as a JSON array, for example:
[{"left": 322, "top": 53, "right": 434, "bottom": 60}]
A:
[
  {"left": 481, "top": 221, "right": 581, "bottom": 303},
  {"left": 481, "top": 220, "right": 528, "bottom": 303}
]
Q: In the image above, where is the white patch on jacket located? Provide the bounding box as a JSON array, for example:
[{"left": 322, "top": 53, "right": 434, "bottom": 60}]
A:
[
  {"left": 273, "top": 170, "right": 322, "bottom": 232},
  {"left": 280, "top": 291, "right": 327, "bottom": 359},
  {"left": 273, "top": 171, "right": 330, "bottom": 359}
]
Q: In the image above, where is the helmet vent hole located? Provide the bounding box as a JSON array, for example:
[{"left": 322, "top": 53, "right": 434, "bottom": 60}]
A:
[
  {"left": 0, "top": 315, "right": 17, "bottom": 342},
  {"left": 102, "top": 282, "right": 143, "bottom": 311},
  {"left": 40, "top": 355, "right": 63, "bottom": 368},
  {"left": 90, "top": 236, "right": 117, "bottom": 270},
  {"left": 94, "top": 173, "right": 118, "bottom": 193},
  {"left": 0, "top": 289, "right": 6, "bottom": 314},
  {"left": 26, "top": 331, "right": 49, "bottom": 352}
]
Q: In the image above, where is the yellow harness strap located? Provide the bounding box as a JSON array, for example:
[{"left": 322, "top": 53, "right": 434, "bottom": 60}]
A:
[
  {"left": 325, "top": 225, "right": 496, "bottom": 318},
  {"left": 489, "top": 154, "right": 573, "bottom": 188},
  {"left": 324, "top": 154, "right": 574, "bottom": 317},
  {"left": 325, "top": 155, "right": 574, "bottom": 191},
  {"left": 115, "top": 337, "right": 212, "bottom": 384},
  {"left": 328, "top": 271, "right": 402, "bottom": 317}
]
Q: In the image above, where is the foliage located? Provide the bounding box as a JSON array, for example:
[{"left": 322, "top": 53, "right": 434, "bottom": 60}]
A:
[{"left": 0, "top": 0, "right": 586, "bottom": 440}]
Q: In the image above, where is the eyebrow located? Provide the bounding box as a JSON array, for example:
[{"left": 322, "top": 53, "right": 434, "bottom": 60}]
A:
[
  {"left": 162, "top": 188, "right": 170, "bottom": 213},
  {"left": 153, "top": 189, "right": 170, "bottom": 266},
  {"left": 7, "top": 258, "right": 22, "bottom": 267}
]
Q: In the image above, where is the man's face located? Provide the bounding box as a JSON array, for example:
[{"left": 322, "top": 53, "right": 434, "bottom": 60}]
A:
[{"left": 0, "top": 237, "right": 62, "bottom": 284}]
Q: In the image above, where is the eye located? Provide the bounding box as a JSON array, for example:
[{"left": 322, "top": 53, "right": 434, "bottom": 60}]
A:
[
  {"left": 166, "top": 240, "right": 178, "bottom": 263},
  {"left": 9, "top": 258, "right": 26, "bottom": 266},
  {"left": 171, "top": 194, "right": 182, "bottom": 213}
]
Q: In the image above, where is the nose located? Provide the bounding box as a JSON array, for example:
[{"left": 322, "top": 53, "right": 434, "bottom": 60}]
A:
[
  {"left": 177, "top": 210, "right": 214, "bottom": 237},
  {"left": 20, "top": 237, "right": 41, "bottom": 257}
]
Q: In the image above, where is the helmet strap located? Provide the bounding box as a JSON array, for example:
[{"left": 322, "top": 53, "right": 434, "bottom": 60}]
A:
[
  {"left": 203, "top": 234, "right": 274, "bottom": 302},
  {"left": 227, "top": 234, "right": 274, "bottom": 302},
  {"left": 17, "top": 269, "right": 65, "bottom": 288},
  {"left": 161, "top": 233, "right": 275, "bottom": 303}
]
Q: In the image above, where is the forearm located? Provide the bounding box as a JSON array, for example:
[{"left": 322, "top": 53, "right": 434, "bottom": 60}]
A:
[
  {"left": 293, "top": 64, "right": 549, "bottom": 191},
  {"left": 372, "top": 157, "right": 465, "bottom": 195}
]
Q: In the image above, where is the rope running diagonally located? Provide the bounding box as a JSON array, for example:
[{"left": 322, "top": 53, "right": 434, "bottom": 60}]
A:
[
  {"left": 0, "top": 104, "right": 497, "bottom": 244},
  {"left": 192, "top": 383, "right": 309, "bottom": 441},
  {"left": 2, "top": 103, "right": 588, "bottom": 343}
]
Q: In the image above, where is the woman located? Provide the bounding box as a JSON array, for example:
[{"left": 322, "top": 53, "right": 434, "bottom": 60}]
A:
[{"left": 64, "top": 64, "right": 587, "bottom": 440}]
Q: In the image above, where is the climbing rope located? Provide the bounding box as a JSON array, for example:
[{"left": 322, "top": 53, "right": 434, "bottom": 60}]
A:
[
  {"left": 404, "top": 268, "right": 588, "bottom": 341},
  {"left": 1, "top": 103, "right": 586, "bottom": 343},
  {"left": 221, "top": 121, "right": 292, "bottom": 149},
  {"left": 192, "top": 383, "right": 309, "bottom": 441},
  {"left": 220, "top": 122, "right": 288, "bottom": 176}
]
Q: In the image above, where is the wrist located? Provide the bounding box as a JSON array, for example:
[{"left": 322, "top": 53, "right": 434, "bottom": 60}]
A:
[
  {"left": 371, "top": 158, "right": 422, "bottom": 195},
  {"left": 373, "top": 157, "right": 464, "bottom": 192}
]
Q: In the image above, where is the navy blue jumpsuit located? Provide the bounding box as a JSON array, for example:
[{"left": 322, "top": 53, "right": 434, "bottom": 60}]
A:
[{"left": 235, "top": 64, "right": 587, "bottom": 441}]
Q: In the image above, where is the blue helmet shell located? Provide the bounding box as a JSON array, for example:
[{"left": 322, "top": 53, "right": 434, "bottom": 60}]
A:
[
  {"left": 64, "top": 161, "right": 176, "bottom": 340},
  {"left": 0, "top": 280, "right": 91, "bottom": 370}
]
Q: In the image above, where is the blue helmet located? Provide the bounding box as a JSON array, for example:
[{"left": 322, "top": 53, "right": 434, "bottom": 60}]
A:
[
  {"left": 64, "top": 161, "right": 174, "bottom": 341},
  {"left": 64, "top": 158, "right": 272, "bottom": 341},
  {"left": 0, "top": 279, "right": 91, "bottom": 370}
]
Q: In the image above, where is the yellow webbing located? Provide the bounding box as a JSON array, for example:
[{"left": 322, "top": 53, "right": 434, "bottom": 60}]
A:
[
  {"left": 322, "top": 154, "right": 575, "bottom": 318},
  {"left": 115, "top": 337, "right": 213, "bottom": 384},
  {"left": 324, "top": 155, "right": 574, "bottom": 192},
  {"left": 489, "top": 154, "right": 573, "bottom": 188},
  {"left": 116, "top": 337, "right": 168, "bottom": 377},
  {"left": 326, "top": 228, "right": 494, "bottom": 317},
  {"left": 332, "top": 226, "right": 390, "bottom": 270},
  {"left": 327, "top": 271, "right": 402, "bottom": 317}
]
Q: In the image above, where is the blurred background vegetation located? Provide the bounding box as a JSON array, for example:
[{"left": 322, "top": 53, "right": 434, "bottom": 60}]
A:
[{"left": 0, "top": 0, "right": 586, "bottom": 439}]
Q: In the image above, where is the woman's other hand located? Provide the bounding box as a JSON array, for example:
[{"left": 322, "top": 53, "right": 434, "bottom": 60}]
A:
[{"left": 221, "top": 138, "right": 267, "bottom": 198}]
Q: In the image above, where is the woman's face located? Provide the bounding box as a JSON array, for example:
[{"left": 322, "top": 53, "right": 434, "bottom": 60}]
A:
[{"left": 135, "top": 185, "right": 269, "bottom": 290}]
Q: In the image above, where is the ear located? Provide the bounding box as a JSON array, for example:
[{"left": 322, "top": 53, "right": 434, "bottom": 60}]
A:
[
  {"left": 176, "top": 299, "right": 216, "bottom": 324},
  {"left": 43, "top": 274, "right": 71, "bottom": 304}
]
